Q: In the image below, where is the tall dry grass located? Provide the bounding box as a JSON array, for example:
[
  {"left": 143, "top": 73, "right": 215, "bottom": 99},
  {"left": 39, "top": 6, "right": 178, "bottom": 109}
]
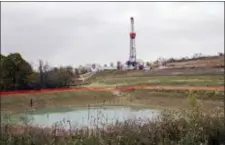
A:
[{"left": 1, "top": 94, "right": 224, "bottom": 145}]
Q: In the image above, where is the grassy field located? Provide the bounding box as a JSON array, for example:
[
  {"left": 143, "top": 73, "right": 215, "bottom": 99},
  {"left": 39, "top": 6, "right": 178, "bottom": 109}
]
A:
[
  {"left": 2, "top": 72, "right": 224, "bottom": 117},
  {"left": 166, "top": 55, "right": 224, "bottom": 68},
  {"left": 85, "top": 68, "right": 224, "bottom": 82},
  {"left": 1, "top": 67, "right": 225, "bottom": 144},
  {"left": 1, "top": 88, "right": 224, "bottom": 114},
  {"left": 87, "top": 75, "right": 224, "bottom": 87},
  {"left": 1, "top": 91, "right": 115, "bottom": 114}
]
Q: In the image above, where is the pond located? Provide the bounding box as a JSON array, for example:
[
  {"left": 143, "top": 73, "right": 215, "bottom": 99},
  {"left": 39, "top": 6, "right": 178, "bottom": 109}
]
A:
[{"left": 2, "top": 106, "right": 160, "bottom": 129}]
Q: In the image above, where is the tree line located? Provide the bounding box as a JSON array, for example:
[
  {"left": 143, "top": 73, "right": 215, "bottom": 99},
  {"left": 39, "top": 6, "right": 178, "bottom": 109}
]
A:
[{"left": 0, "top": 53, "right": 76, "bottom": 91}]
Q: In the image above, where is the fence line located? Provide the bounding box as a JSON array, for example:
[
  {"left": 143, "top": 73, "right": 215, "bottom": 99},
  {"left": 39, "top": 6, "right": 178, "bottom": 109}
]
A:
[{"left": 1, "top": 85, "right": 224, "bottom": 96}]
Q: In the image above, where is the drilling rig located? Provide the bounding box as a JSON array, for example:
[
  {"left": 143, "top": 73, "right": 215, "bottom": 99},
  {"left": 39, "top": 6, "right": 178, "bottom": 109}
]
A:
[{"left": 126, "top": 17, "right": 137, "bottom": 68}]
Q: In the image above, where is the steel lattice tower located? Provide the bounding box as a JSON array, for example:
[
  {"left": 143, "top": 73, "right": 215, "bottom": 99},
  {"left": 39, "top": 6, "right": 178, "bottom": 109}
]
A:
[{"left": 128, "top": 17, "right": 136, "bottom": 67}]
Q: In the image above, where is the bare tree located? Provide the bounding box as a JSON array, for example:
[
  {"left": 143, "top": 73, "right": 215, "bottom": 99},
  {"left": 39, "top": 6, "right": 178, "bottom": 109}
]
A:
[
  {"left": 74, "top": 68, "right": 80, "bottom": 76},
  {"left": 38, "top": 60, "right": 44, "bottom": 88}
]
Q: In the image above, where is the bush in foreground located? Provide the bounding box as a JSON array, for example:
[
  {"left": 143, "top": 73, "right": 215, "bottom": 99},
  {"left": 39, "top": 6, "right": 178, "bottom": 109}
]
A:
[{"left": 1, "top": 100, "right": 224, "bottom": 145}]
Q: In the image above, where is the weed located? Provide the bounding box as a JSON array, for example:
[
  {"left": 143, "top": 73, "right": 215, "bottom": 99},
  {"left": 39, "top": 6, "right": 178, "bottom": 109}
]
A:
[{"left": 1, "top": 96, "right": 224, "bottom": 145}]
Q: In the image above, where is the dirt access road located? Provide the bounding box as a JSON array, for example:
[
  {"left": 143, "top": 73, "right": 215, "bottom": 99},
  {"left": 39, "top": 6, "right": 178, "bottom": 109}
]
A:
[{"left": 1, "top": 85, "right": 224, "bottom": 96}]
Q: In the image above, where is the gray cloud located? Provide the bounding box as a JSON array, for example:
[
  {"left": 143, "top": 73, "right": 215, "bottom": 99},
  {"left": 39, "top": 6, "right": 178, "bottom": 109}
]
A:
[{"left": 1, "top": 2, "right": 224, "bottom": 68}]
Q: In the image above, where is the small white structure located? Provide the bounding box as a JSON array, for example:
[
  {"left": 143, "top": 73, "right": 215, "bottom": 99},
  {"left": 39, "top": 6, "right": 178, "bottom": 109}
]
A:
[
  {"left": 144, "top": 67, "right": 150, "bottom": 71},
  {"left": 103, "top": 66, "right": 117, "bottom": 70},
  {"left": 91, "top": 68, "right": 98, "bottom": 73}
]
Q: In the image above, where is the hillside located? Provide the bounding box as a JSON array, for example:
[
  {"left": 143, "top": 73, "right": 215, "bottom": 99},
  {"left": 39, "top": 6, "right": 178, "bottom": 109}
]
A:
[
  {"left": 165, "top": 55, "right": 224, "bottom": 69},
  {"left": 76, "top": 55, "right": 224, "bottom": 84}
]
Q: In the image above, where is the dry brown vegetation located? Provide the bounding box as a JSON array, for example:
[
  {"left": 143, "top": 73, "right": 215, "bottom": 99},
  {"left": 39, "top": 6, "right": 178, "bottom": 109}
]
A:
[
  {"left": 1, "top": 102, "right": 225, "bottom": 145},
  {"left": 166, "top": 56, "right": 224, "bottom": 69}
]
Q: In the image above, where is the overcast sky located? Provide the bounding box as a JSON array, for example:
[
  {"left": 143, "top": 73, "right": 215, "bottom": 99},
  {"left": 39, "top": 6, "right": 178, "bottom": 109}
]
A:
[{"left": 1, "top": 2, "right": 224, "bottom": 68}]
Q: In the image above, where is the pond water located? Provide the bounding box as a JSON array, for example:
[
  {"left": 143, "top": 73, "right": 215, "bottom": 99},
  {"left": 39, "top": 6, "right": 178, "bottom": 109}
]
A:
[{"left": 3, "top": 106, "right": 160, "bottom": 129}]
